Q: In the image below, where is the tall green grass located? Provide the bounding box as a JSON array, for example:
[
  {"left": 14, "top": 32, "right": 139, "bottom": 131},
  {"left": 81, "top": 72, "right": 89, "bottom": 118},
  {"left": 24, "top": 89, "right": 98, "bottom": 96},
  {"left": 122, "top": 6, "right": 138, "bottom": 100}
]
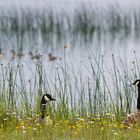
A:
[{"left": 0, "top": 48, "right": 138, "bottom": 121}]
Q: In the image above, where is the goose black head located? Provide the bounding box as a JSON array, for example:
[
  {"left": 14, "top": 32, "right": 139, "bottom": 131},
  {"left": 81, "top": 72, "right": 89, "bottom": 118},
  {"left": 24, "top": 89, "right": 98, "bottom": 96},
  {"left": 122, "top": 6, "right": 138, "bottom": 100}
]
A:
[
  {"left": 132, "top": 79, "right": 140, "bottom": 87},
  {"left": 41, "top": 94, "right": 56, "bottom": 104},
  {"left": 40, "top": 94, "right": 56, "bottom": 119}
]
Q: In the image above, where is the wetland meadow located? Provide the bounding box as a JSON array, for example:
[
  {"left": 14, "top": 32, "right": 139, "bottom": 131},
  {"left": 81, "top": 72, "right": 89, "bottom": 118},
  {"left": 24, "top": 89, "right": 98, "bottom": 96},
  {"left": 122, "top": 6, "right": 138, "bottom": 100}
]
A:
[{"left": 0, "top": 0, "right": 140, "bottom": 139}]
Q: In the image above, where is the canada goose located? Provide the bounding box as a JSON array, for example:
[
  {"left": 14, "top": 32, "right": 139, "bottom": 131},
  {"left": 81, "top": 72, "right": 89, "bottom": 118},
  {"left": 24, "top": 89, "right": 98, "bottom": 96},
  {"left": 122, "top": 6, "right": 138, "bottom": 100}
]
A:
[
  {"left": 40, "top": 93, "right": 56, "bottom": 119},
  {"left": 29, "top": 51, "right": 42, "bottom": 60},
  {"left": 18, "top": 94, "right": 56, "bottom": 127},
  {"left": 17, "top": 52, "right": 25, "bottom": 59},
  {"left": 11, "top": 49, "right": 24, "bottom": 59},
  {"left": 0, "top": 48, "right": 4, "bottom": 59},
  {"left": 48, "top": 53, "right": 57, "bottom": 61},
  {"left": 123, "top": 79, "right": 140, "bottom": 126}
]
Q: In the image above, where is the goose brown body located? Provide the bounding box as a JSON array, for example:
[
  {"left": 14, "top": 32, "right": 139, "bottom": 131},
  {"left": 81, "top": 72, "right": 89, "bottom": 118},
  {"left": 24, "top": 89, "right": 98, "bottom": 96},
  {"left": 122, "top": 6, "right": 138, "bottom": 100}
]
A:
[
  {"left": 11, "top": 49, "right": 24, "bottom": 59},
  {"left": 0, "top": 48, "right": 4, "bottom": 59},
  {"left": 48, "top": 53, "right": 57, "bottom": 61},
  {"left": 29, "top": 51, "right": 42, "bottom": 60}
]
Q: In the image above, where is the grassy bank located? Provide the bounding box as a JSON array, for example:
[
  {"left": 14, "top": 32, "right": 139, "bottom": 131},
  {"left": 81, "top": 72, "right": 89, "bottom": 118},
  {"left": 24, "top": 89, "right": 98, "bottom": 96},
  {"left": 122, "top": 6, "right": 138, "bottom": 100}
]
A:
[{"left": 0, "top": 112, "right": 140, "bottom": 140}]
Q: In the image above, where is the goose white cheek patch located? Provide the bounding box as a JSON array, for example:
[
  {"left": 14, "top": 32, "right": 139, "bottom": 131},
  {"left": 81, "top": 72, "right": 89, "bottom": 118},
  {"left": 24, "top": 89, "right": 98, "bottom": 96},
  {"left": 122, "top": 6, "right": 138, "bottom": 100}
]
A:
[
  {"left": 135, "top": 81, "right": 140, "bottom": 86},
  {"left": 44, "top": 95, "right": 50, "bottom": 101}
]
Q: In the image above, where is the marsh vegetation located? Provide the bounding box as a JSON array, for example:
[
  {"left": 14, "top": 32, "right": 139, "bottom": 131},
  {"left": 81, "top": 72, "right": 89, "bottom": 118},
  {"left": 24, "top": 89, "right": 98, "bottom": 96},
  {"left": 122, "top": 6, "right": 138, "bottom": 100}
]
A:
[{"left": 0, "top": 2, "right": 140, "bottom": 139}]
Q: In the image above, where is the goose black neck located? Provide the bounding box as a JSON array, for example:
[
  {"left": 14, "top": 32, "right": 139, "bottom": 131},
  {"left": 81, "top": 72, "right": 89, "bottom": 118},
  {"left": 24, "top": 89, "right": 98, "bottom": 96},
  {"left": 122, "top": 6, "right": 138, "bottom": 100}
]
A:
[
  {"left": 137, "top": 85, "right": 140, "bottom": 109},
  {"left": 41, "top": 113, "right": 45, "bottom": 119}
]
